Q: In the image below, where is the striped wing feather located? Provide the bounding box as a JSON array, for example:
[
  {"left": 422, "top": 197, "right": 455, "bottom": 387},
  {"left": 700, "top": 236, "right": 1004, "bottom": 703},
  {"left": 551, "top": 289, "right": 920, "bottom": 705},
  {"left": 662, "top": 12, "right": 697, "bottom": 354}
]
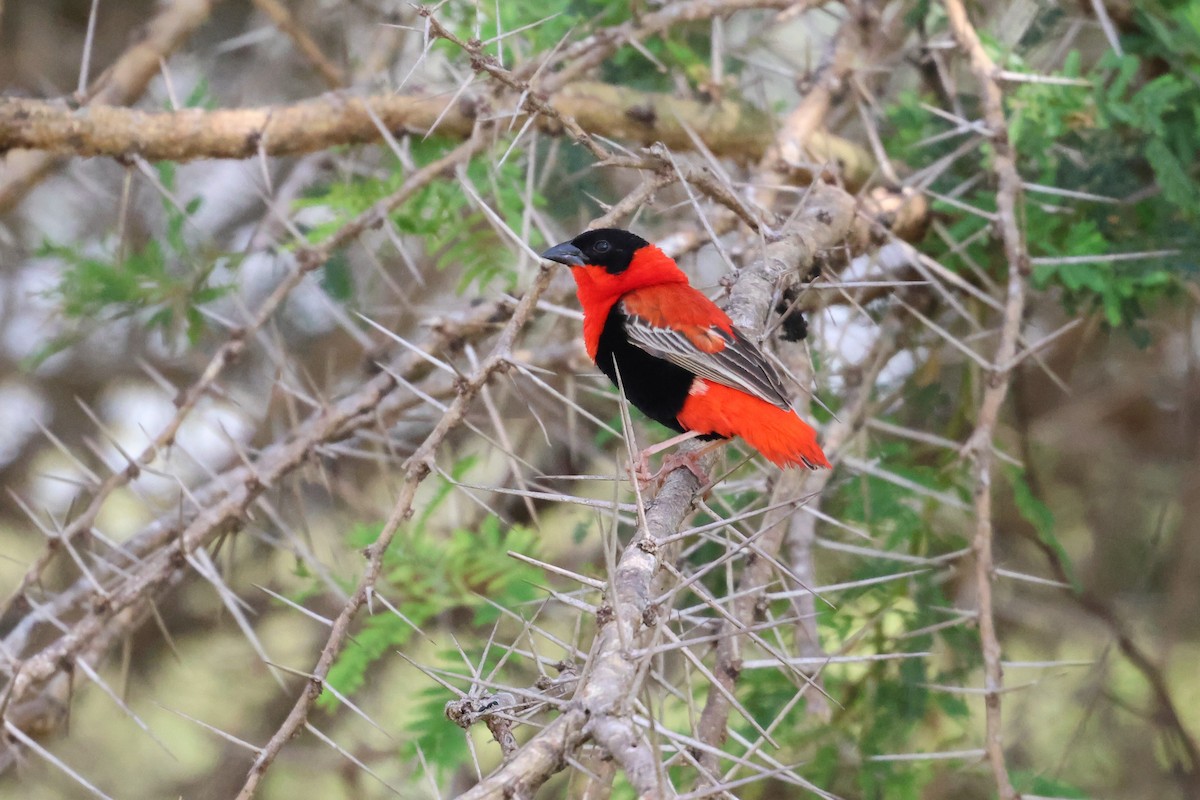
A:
[{"left": 620, "top": 307, "right": 793, "bottom": 410}]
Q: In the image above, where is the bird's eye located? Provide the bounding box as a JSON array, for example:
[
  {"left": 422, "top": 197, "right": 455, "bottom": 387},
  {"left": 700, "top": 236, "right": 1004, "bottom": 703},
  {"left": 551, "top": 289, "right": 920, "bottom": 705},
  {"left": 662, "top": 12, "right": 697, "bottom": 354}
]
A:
[{"left": 593, "top": 240, "right": 611, "bottom": 254}]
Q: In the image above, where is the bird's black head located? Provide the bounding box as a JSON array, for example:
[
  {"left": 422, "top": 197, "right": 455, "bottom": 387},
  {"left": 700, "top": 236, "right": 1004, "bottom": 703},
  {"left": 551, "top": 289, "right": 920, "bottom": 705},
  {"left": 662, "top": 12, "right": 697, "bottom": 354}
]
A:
[{"left": 540, "top": 228, "right": 650, "bottom": 275}]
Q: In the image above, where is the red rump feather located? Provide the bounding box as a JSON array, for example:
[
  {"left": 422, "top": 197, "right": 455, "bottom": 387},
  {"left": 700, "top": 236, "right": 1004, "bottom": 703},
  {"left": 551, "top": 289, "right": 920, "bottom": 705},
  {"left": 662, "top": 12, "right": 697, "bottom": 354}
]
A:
[{"left": 678, "top": 380, "right": 831, "bottom": 469}]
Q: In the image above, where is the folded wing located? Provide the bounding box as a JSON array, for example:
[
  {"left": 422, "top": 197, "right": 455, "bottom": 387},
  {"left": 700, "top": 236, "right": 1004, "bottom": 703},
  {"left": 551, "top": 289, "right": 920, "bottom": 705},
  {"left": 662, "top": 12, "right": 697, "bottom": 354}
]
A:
[{"left": 619, "top": 295, "right": 794, "bottom": 411}]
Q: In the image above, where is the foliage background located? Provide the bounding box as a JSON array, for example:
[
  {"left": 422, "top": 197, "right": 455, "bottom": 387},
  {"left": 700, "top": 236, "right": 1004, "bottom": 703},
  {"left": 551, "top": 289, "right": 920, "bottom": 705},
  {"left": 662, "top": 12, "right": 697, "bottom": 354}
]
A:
[{"left": 0, "top": 0, "right": 1198, "bottom": 798}]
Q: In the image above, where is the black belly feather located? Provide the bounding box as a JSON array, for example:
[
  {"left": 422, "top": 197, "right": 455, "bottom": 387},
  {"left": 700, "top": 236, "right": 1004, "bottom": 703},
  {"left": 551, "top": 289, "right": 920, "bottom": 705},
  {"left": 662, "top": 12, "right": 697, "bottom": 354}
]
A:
[{"left": 594, "top": 305, "right": 724, "bottom": 440}]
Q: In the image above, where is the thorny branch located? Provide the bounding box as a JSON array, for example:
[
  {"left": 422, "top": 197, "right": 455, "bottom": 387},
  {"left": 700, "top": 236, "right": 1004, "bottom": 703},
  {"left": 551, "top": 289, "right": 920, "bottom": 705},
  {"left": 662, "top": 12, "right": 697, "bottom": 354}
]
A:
[
  {"left": 944, "top": 0, "right": 1029, "bottom": 797},
  {"left": 233, "top": 264, "right": 557, "bottom": 799},
  {"left": 692, "top": 308, "right": 907, "bottom": 782},
  {"left": 0, "top": 134, "right": 490, "bottom": 625},
  {"left": 0, "top": 85, "right": 870, "bottom": 181},
  {"left": 457, "top": 184, "right": 867, "bottom": 800},
  {"left": 0, "top": 287, "right": 559, "bottom": 719},
  {"left": 684, "top": 14, "right": 904, "bottom": 759},
  {"left": 0, "top": 0, "right": 223, "bottom": 212},
  {"left": 250, "top": 0, "right": 347, "bottom": 89},
  {"left": 237, "top": 170, "right": 727, "bottom": 798},
  {"left": 537, "top": 0, "right": 818, "bottom": 93},
  {"left": 3, "top": 0, "right": 1174, "bottom": 798},
  {"left": 2, "top": 4, "right": 930, "bottom": 793}
]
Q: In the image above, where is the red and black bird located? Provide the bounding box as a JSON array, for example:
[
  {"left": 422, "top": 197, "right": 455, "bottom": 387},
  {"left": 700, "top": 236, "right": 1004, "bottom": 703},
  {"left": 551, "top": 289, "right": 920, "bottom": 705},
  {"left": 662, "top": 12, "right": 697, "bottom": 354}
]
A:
[{"left": 541, "top": 228, "right": 830, "bottom": 470}]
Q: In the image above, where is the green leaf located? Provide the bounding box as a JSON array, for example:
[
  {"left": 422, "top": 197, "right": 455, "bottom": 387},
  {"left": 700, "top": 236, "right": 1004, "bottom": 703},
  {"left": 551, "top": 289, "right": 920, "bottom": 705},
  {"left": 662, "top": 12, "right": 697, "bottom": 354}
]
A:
[
  {"left": 296, "top": 139, "right": 543, "bottom": 294},
  {"left": 324, "top": 511, "right": 545, "bottom": 707},
  {"left": 1146, "top": 138, "right": 1198, "bottom": 210}
]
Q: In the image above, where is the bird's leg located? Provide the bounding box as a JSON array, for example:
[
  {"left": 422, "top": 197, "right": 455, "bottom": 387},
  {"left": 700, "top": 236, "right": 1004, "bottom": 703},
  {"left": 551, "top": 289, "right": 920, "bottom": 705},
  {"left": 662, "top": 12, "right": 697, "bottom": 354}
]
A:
[
  {"left": 632, "top": 430, "right": 703, "bottom": 483},
  {"left": 641, "top": 430, "right": 704, "bottom": 460}
]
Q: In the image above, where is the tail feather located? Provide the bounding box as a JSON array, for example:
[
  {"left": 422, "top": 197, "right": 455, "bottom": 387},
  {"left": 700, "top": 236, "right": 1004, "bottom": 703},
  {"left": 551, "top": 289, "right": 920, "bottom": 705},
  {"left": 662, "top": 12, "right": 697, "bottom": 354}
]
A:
[{"left": 677, "top": 380, "right": 831, "bottom": 469}]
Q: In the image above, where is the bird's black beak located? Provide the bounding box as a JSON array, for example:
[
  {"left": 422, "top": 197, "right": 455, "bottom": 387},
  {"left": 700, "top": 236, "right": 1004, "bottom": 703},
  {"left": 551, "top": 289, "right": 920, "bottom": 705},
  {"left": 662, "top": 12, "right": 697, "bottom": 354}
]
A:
[{"left": 540, "top": 241, "right": 586, "bottom": 268}]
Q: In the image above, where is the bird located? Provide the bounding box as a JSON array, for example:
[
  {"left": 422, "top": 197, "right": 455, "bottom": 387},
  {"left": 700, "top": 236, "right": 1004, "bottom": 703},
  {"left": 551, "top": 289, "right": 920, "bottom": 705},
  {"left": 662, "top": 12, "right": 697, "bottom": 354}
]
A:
[{"left": 540, "top": 228, "right": 830, "bottom": 474}]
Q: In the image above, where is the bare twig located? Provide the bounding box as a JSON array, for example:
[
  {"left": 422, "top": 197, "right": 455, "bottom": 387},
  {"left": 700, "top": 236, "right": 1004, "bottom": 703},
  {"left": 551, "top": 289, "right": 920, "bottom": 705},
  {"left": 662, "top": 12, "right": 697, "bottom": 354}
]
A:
[
  {"left": 0, "top": 134, "right": 489, "bottom": 625},
  {"left": 0, "top": 287, "right": 587, "bottom": 770},
  {"left": 0, "top": 83, "right": 819, "bottom": 165},
  {"left": 538, "top": 0, "right": 816, "bottom": 93},
  {"left": 251, "top": 0, "right": 346, "bottom": 89},
  {"left": 0, "top": 0, "right": 222, "bottom": 212},
  {"left": 693, "top": 309, "right": 905, "bottom": 778},
  {"left": 234, "top": 264, "right": 556, "bottom": 799},
  {"left": 459, "top": 176, "right": 863, "bottom": 800},
  {"left": 753, "top": 14, "right": 862, "bottom": 211},
  {"left": 944, "top": 1, "right": 1029, "bottom": 797}
]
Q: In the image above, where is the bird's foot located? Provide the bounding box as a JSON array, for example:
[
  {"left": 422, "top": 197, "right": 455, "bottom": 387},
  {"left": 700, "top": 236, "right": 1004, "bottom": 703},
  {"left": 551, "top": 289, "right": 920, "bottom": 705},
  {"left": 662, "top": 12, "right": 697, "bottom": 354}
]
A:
[
  {"left": 626, "top": 431, "right": 703, "bottom": 489},
  {"left": 630, "top": 439, "right": 720, "bottom": 490},
  {"left": 657, "top": 449, "right": 712, "bottom": 484}
]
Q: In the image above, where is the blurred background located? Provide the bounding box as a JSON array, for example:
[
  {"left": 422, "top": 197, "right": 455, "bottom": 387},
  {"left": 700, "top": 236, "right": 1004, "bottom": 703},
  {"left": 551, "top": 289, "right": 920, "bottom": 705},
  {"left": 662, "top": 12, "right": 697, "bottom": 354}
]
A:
[{"left": 1, "top": 0, "right": 1198, "bottom": 798}]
